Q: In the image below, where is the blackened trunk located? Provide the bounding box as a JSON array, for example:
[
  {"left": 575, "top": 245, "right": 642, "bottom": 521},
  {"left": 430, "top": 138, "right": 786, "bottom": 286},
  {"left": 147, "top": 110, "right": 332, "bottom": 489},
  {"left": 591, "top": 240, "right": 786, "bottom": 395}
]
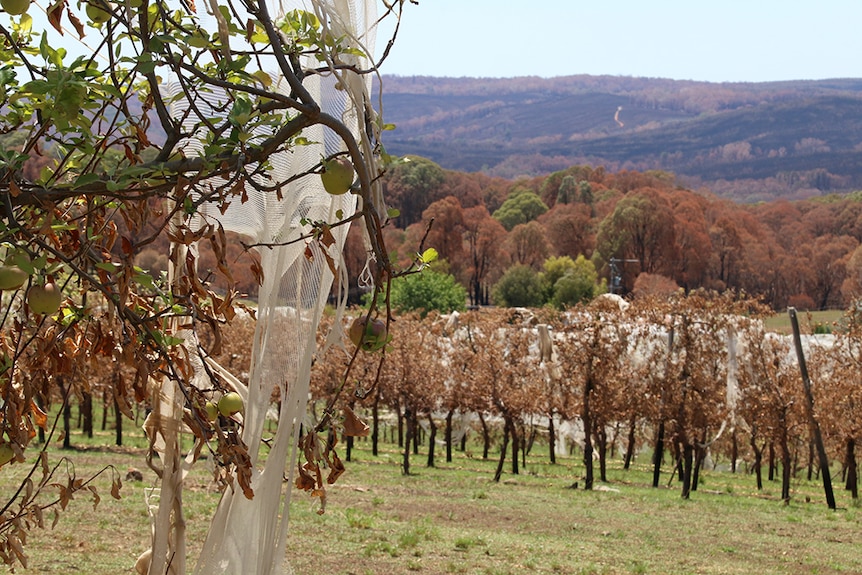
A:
[
  {"left": 397, "top": 407, "right": 404, "bottom": 448},
  {"left": 582, "top": 383, "right": 594, "bottom": 491},
  {"left": 460, "top": 430, "right": 467, "bottom": 452},
  {"left": 692, "top": 443, "right": 705, "bottom": 493},
  {"left": 346, "top": 435, "right": 353, "bottom": 462},
  {"left": 623, "top": 416, "right": 636, "bottom": 470},
  {"left": 780, "top": 425, "right": 792, "bottom": 503},
  {"left": 402, "top": 410, "right": 413, "bottom": 476},
  {"left": 768, "top": 441, "right": 775, "bottom": 481},
  {"left": 846, "top": 437, "right": 858, "bottom": 499},
  {"left": 101, "top": 389, "right": 108, "bottom": 431},
  {"left": 426, "top": 413, "right": 437, "bottom": 468},
  {"left": 493, "top": 418, "right": 511, "bottom": 483},
  {"left": 114, "top": 395, "right": 123, "bottom": 447},
  {"left": 445, "top": 410, "right": 454, "bottom": 463},
  {"left": 731, "top": 429, "right": 738, "bottom": 473},
  {"left": 36, "top": 396, "right": 46, "bottom": 444},
  {"left": 750, "top": 432, "right": 764, "bottom": 491},
  {"left": 597, "top": 426, "right": 608, "bottom": 483},
  {"left": 652, "top": 420, "right": 665, "bottom": 488},
  {"left": 62, "top": 397, "right": 72, "bottom": 450},
  {"left": 479, "top": 412, "right": 490, "bottom": 460},
  {"left": 681, "top": 443, "right": 694, "bottom": 499},
  {"left": 525, "top": 422, "right": 537, "bottom": 457},
  {"left": 548, "top": 415, "right": 556, "bottom": 465},
  {"left": 510, "top": 419, "right": 519, "bottom": 475}
]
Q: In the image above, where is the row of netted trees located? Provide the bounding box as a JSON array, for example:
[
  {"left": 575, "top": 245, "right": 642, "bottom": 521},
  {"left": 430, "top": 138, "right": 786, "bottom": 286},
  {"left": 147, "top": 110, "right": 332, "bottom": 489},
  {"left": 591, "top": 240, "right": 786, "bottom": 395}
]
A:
[{"left": 309, "top": 292, "right": 862, "bottom": 504}]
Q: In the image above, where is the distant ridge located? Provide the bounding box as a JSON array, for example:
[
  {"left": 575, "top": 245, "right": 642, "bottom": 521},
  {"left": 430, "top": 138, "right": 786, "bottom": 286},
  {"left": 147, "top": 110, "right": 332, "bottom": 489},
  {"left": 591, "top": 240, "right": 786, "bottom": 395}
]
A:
[{"left": 378, "top": 75, "right": 862, "bottom": 201}]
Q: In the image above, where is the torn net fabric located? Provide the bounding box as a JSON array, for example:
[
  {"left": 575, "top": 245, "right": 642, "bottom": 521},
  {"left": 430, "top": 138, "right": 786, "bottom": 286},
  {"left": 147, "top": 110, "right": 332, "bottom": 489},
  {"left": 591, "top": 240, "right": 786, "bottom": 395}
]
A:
[{"left": 148, "top": 1, "right": 382, "bottom": 573}]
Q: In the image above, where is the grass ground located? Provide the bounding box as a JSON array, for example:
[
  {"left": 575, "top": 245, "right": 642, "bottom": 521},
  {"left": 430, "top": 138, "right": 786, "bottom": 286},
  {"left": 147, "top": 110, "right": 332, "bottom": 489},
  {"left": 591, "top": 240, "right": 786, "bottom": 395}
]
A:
[
  {"left": 763, "top": 309, "right": 845, "bottom": 334},
  {"left": 1, "top": 428, "right": 860, "bottom": 575}
]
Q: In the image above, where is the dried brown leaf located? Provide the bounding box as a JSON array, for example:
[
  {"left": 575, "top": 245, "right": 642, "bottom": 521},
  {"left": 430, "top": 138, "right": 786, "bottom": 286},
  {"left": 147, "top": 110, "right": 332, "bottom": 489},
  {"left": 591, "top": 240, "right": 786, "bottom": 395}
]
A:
[
  {"left": 88, "top": 485, "right": 100, "bottom": 510},
  {"left": 47, "top": 0, "right": 65, "bottom": 35},
  {"left": 326, "top": 452, "right": 344, "bottom": 485},
  {"left": 111, "top": 476, "right": 122, "bottom": 500},
  {"left": 342, "top": 406, "right": 370, "bottom": 437}
]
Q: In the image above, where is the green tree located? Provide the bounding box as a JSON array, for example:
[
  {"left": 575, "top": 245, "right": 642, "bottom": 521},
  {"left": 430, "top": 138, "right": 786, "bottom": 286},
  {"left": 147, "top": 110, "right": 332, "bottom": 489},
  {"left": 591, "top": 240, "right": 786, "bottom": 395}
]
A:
[
  {"left": 493, "top": 265, "right": 545, "bottom": 308},
  {"left": 385, "top": 156, "right": 447, "bottom": 227},
  {"left": 541, "top": 255, "right": 578, "bottom": 300},
  {"left": 390, "top": 269, "right": 467, "bottom": 317},
  {"left": 492, "top": 190, "right": 549, "bottom": 231},
  {"left": 550, "top": 255, "right": 606, "bottom": 309}
]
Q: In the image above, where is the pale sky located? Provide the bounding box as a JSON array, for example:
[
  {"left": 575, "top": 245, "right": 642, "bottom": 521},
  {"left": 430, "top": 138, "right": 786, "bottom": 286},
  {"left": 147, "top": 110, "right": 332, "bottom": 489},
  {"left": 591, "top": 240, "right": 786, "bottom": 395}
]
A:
[{"left": 375, "top": 0, "right": 862, "bottom": 82}]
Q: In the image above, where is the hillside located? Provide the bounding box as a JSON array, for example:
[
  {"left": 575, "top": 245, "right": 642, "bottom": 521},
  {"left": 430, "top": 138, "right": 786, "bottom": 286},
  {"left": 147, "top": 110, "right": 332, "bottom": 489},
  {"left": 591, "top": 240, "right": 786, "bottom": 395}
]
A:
[{"left": 378, "top": 75, "right": 862, "bottom": 201}]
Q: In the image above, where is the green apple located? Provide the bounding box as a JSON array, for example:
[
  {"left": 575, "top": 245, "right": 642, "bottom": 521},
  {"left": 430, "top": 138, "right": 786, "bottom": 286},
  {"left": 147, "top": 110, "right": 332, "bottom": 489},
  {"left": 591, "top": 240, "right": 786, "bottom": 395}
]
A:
[
  {"left": 0, "top": 265, "right": 28, "bottom": 290},
  {"left": 1, "top": 0, "right": 30, "bottom": 15},
  {"left": 320, "top": 158, "right": 354, "bottom": 195},
  {"left": 0, "top": 443, "right": 14, "bottom": 467},
  {"left": 348, "top": 315, "right": 389, "bottom": 352},
  {"left": 85, "top": 0, "right": 112, "bottom": 23},
  {"left": 204, "top": 401, "right": 219, "bottom": 421},
  {"left": 28, "top": 282, "right": 62, "bottom": 315},
  {"left": 217, "top": 392, "right": 243, "bottom": 417}
]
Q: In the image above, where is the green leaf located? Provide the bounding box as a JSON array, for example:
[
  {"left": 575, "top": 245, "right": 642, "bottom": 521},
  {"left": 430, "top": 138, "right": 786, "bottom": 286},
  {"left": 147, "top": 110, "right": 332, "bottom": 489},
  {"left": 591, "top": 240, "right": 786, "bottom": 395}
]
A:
[
  {"left": 386, "top": 207, "right": 400, "bottom": 219},
  {"left": 186, "top": 34, "right": 209, "bottom": 49},
  {"left": 72, "top": 173, "right": 102, "bottom": 189},
  {"left": 183, "top": 196, "right": 196, "bottom": 215},
  {"left": 420, "top": 248, "right": 438, "bottom": 264}
]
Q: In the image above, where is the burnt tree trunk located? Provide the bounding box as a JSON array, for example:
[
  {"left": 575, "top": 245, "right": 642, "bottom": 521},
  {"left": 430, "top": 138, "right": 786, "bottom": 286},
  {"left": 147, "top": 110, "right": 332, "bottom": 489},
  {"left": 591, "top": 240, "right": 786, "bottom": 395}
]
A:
[
  {"left": 681, "top": 442, "right": 694, "bottom": 499},
  {"left": 750, "top": 430, "right": 764, "bottom": 491},
  {"left": 582, "top": 377, "right": 595, "bottom": 491},
  {"left": 510, "top": 418, "right": 520, "bottom": 476},
  {"left": 768, "top": 441, "right": 776, "bottom": 481},
  {"left": 397, "top": 406, "right": 404, "bottom": 448},
  {"left": 692, "top": 440, "right": 706, "bottom": 493},
  {"left": 845, "top": 436, "right": 858, "bottom": 499},
  {"left": 114, "top": 395, "right": 123, "bottom": 447},
  {"left": 652, "top": 420, "right": 665, "bottom": 488},
  {"left": 597, "top": 425, "right": 608, "bottom": 483},
  {"left": 623, "top": 416, "right": 637, "bottom": 470},
  {"left": 80, "top": 391, "right": 92, "bottom": 438},
  {"left": 101, "top": 388, "right": 109, "bottom": 431},
  {"left": 548, "top": 415, "right": 556, "bottom": 465},
  {"left": 402, "top": 409, "right": 413, "bottom": 476},
  {"left": 445, "top": 409, "right": 454, "bottom": 463},
  {"left": 780, "top": 414, "right": 792, "bottom": 503},
  {"left": 731, "top": 429, "right": 738, "bottom": 473},
  {"left": 479, "top": 412, "right": 490, "bottom": 460},
  {"left": 494, "top": 417, "right": 511, "bottom": 483},
  {"left": 426, "top": 413, "right": 437, "bottom": 468},
  {"left": 60, "top": 380, "right": 72, "bottom": 450}
]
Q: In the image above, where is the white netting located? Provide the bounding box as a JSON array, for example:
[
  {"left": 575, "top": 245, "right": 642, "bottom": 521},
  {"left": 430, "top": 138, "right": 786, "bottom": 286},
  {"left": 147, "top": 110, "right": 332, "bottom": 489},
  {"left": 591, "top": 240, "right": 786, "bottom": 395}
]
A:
[{"left": 145, "top": 1, "right": 381, "bottom": 573}]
